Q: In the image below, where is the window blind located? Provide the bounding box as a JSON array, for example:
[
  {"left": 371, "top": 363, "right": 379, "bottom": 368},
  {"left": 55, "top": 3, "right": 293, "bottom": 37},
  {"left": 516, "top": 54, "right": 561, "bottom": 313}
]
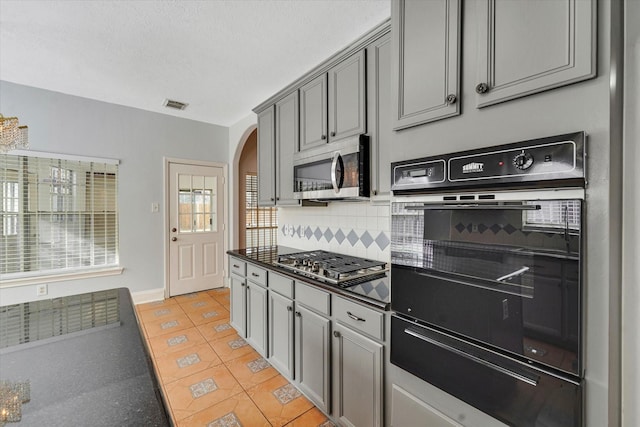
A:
[
  {"left": 524, "top": 200, "right": 581, "bottom": 231},
  {"left": 1, "top": 153, "right": 119, "bottom": 279},
  {"left": 245, "top": 174, "right": 277, "bottom": 248}
]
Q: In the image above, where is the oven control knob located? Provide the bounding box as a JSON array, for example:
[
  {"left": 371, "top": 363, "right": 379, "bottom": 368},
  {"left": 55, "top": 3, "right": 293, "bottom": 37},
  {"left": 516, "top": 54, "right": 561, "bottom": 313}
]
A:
[{"left": 513, "top": 152, "right": 534, "bottom": 170}]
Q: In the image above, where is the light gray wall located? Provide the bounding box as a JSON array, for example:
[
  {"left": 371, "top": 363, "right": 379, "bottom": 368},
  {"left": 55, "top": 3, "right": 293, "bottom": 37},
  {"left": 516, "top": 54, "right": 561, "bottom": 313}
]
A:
[
  {"left": 0, "top": 81, "right": 229, "bottom": 304},
  {"left": 387, "top": 1, "right": 615, "bottom": 426},
  {"left": 622, "top": 0, "right": 640, "bottom": 425}
]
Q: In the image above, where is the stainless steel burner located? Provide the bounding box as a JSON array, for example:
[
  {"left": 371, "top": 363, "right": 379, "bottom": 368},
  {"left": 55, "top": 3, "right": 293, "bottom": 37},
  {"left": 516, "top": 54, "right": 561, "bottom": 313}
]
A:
[{"left": 274, "top": 250, "right": 388, "bottom": 287}]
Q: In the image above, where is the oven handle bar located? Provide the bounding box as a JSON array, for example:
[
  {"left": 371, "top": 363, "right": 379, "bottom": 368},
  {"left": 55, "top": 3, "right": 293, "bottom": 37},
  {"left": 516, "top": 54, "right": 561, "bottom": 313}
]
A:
[
  {"left": 496, "top": 266, "right": 530, "bottom": 282},
  {"left": 405, "top": 204, "right": 541, "bottom": 211},
  {"left": 403, "top": 328, "right": 539, "bottom": 387}
]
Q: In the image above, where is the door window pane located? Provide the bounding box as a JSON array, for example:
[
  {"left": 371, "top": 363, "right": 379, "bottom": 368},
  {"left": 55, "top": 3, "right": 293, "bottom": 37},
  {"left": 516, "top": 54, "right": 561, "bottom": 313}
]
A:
[{"left": 178, "top": 174, "right": 217, "bottom": 233}]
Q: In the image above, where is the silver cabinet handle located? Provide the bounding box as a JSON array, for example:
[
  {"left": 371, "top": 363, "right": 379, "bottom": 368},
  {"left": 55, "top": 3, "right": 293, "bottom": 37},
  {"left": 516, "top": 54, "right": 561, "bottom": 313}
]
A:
[
  {"left": 347, "top": 311, "right": 366, "bottom": 322},
  {"left": 333, "top": 330, "right": 341, "bottom": 338},
  {"left": 251, "top": 273, "right": 260, "bottom": 277},
  {"left": 295, "top": 311, "right": 301, "bottom": 317},
  {"left": 287, "top": 306, "right": 293, "bottom": 312},
  {"left": 405, "top": 204, "right": 540, "bottom": 211},
  {"left": 233, "top": 264, "right": 240, "bottom": 268}
]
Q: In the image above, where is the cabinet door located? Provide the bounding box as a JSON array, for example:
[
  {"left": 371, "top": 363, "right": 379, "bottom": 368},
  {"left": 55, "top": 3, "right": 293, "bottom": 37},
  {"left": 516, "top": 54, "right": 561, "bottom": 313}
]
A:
[
  {"left": 246, "top": 282, "right": 268, "bottom": 357},
  {"left": 328, "top": 50, "right": 366, "bottom": 143},
  {"left": 332, "top": 323, "right": 383, "bottom": 427},
  {"left": 475, "top": 0, "right": 596, "bottom": 108},
  {"left": 299, "top": 74, "right": 328, "bottom": 150},
  {"left": 391, "top": 0, "right": 461, "bottom": 130},
  {"left": 229, "top": 274, "right": 246, "bottom": 337},
  {"left": 268, "top": 291, "right": 295, "bottom": 379},
  {"left": 367, "top": 33, "right": 392, "bottom": 199},
  {"left": 275, "top": 92, "right": 300, "bottom": 206},
  {"left": 257, "top": 107, "right": 276, "bottom": 206},
  {"left": 295, "top": 305, "right": 331, "bottom": 413}
]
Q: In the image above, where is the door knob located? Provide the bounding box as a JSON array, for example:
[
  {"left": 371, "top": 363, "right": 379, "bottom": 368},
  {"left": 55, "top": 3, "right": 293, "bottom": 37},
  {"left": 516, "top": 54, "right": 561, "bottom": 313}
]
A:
[
  {"left": 172, "top": 227, "right": 177, "bottom": 232},
  {"left": 333, "top": 331, "right": 341, "bottom": 338},
  {"left": 171, "top": 237, "right": 177, "bottom": 241},
  {"left": 476, "top": 83, "right": 489, "bottom": 94}
]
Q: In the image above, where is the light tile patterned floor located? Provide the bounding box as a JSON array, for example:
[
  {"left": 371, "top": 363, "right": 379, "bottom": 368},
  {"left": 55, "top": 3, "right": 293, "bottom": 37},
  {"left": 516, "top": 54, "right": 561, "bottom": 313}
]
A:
[{"left": 136, "top": 288, "right": 335, "bottom": 427}]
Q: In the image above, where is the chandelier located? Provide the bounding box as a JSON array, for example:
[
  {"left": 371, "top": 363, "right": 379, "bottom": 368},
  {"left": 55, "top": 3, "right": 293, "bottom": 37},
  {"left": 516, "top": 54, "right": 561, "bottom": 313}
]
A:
[{"left": 0, "top": 115, "right": 29, "bottom": 153}]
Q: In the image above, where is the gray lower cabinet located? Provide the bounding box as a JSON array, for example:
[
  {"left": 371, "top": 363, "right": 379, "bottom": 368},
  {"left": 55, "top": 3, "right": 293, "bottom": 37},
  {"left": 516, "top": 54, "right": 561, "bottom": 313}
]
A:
[
  {"left": 295, "top": 304, "right": 331, "bottom": 413},
  {"left": 474, "top": 0, "right": 596, "bottom": 108},
  {"left": 332, "top": 323, "right": 384, "bottom": 427},
  {"left": 257, "top": 107, "right": 276, "bottom": 206},
  {"left": 229, "top": 273, "right": 247, "bottom": 337},
  {"left": 246, "top": 281, "right": 268, "bottom": 357},
  {"left": 391, "top": 0, "right": 461, "bottom": 130},
  {"left": 367, "top": 33, "right": 392, "bottom": 199},
  {"left": 268, "top": 290, "right": 295, "bottom": 379}
]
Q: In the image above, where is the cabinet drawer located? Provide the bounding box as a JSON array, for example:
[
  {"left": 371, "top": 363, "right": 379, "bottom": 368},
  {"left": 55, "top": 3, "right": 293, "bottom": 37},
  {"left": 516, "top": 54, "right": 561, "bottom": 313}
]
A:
[
  {"left": 230, "top": 257, "right": 246, "bottom": 277},
  {"left": 296, "top": 282, "right": 330, "bottom": 316},
  {"left": 334, "top": 296, "right": 384, "bottom": 341},
  {"left": 247, "top": 264, "right": 267, "bottom": 287},
  {"left": 269, "top": 272, "right": 294, "bottom": 299}
]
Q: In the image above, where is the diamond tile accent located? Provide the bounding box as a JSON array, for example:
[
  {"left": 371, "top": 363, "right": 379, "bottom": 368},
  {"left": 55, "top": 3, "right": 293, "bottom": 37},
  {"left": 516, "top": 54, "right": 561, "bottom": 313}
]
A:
[
  {"left": 214, "top": 323, "right": 232, "bottom": 332},
  {"left": 318, "top": 421, "right": 336, "bottom": 427},
  {"left": 193, "top": 301, "right": 207, "bottom": 308},
  {"left": 247, "top": 357, "right": 270, "bottom": 373},
  {"left": 373, "top": 282, "right": 390, "bottom": 300},
  {"left": 154, "top": 308, "right": 170, "bottom": 316},
  {"left": 346, "top": 230, "right": 359, "bottom": 246},
  {"left": 455, "top": 222, "right": 466, "bottom": 233},
  {"left": 304, "top": 226, "right": 313, "bottom": 239},
  {"left": 314, "top": 227, "right": 323, "bottom": 241},
  {"left": 228, "top": 338, "right": 248, "bottom": 350},
  {"left": 207, "top": 412, "right": 243, "bottom": 427},
  {"left": 490, "top": 224, "right": 502, "bottom": 234},
  {"left": 375, "top": 232, "right": 390, "bottom": 250},
  {"left": 360, "top": 231, "right": 374, "bottom": 248},
  {"left": 190, "top": 378, "right": 218, "bottom": 398},
  {"left": 477, "top": 223, "right": 488, "bottom": 234},
  {"left": 359, "top": 281, "right": 374, "bottom": 294},
  {"left": 272, "top": 383, "right": 302, "bottom": 404},
  {"left": 176, "top": 353, "right": 201, "bottom": 368},
  {"left": 503, "top": 224, "right": 517, "bottom": 234},
  {"left": 281, "top": 225, "right": 287, "bottom": 235},
  {"left": 466, "top": 223, "right": 473, "bottom": 233},
  {"left": 184, "top": 294, "right": 198, "bottom": 299},
  {"left": 202, "top": 311, "right": 219, "bottom": 319},
  {"left": 167, "top": 334, "right": 188, "bottom": 347},
  {"left": 334, "top": 229, "right": 346, "bottom": 244},
  {"left": 296, "top": 226, "right": 302, "bottom": 237},
  {"left": 323, "top": 228, "right": 334, "bottom": 242},
  {"left": 161, "top": 320, "right": 179, "bottom": 330}
]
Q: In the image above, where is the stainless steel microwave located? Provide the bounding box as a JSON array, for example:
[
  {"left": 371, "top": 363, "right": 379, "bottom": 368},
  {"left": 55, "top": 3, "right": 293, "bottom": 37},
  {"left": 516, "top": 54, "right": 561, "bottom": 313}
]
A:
[{"left": 293, "top": 134, "right": 370, "bottom": 201}]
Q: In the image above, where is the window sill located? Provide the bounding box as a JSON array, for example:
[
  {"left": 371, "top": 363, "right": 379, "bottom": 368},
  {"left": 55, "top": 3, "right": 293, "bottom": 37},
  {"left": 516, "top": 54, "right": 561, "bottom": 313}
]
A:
[{"left": 0, "top": 267, "right": 124, "bottom": 288}]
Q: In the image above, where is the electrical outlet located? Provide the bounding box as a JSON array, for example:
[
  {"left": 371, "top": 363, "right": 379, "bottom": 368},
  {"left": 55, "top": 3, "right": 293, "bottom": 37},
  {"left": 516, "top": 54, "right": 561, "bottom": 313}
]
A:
[{"left": 36, "top": 284, "right": 48, "bottom": 297}]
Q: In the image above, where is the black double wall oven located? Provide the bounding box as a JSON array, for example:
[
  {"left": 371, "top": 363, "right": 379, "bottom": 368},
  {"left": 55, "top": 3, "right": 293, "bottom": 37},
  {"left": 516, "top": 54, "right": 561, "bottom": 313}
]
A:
[{"left": 390, "top": 132, "right": 586, "bottom": 427}]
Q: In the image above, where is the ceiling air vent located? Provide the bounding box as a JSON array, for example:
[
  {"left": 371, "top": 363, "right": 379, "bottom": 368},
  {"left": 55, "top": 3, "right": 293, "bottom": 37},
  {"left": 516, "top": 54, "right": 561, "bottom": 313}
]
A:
[{"left": 163, "top": 99, "right": 188, "bottom": 110}]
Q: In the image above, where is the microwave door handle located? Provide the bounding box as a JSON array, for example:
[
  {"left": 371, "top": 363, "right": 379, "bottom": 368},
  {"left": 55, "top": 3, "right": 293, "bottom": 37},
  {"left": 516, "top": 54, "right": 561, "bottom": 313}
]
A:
[
  {"left": 331, "top": 152, "right": 343, "bottom": 193},
  {"left": 496, "top": 266, "right": 530, "bottom": 282},
  {"left": 405, "top": 204, "right": 541, "bottom": 211},
  {"left": 403, "top": 328, "right": 539, "bottom": 387}
]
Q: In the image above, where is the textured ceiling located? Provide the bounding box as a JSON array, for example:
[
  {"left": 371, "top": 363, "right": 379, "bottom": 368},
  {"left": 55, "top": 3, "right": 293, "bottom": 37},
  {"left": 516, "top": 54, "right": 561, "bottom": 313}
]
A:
[{"left": 0, "top": 0, "right": 390, "bottom": 126}]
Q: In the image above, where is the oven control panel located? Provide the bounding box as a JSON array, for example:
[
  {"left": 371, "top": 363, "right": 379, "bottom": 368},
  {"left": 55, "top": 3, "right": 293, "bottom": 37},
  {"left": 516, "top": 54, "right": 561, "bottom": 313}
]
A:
[{"left": 392, "top": 131, "right": 585, "bottom": 192}]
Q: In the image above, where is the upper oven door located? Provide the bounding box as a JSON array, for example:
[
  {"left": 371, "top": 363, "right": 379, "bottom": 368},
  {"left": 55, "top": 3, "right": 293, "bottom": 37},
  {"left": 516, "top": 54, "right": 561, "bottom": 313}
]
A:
[{"left": 390, "top": 189, "right": 583, "bottom": 376}]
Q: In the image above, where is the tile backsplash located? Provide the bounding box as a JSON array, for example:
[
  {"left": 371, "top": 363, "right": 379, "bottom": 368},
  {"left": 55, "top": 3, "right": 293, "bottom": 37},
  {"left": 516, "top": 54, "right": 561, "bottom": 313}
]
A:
[{"left": 277, "top": 202, "right": 390, "bottom": 262}]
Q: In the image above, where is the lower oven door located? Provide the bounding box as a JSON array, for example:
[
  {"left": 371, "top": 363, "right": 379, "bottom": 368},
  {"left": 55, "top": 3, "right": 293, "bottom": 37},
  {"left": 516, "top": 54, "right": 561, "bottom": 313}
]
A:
[{"left": 391, "top": 315, "right": 582, "bottom": 427}]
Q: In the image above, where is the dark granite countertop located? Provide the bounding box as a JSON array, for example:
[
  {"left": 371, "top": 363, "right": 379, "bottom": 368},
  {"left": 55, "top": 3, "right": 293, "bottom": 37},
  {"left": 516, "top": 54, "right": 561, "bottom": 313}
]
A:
[
  {"left": 0, "top": 288, "right": 171, "bottom": 426},
  {"left": 227, "top": 246, "right": 391, "bottom": 311}
]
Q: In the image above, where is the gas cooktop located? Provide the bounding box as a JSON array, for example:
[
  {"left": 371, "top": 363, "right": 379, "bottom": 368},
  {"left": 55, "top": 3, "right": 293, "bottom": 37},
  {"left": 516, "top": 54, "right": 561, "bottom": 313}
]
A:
[{"left": 274, "top": 250, "right": 388, "bottom": 288}]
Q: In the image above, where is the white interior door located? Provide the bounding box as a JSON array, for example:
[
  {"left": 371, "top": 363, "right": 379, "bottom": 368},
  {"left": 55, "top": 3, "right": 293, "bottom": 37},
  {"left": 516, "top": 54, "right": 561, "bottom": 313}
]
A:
[{"left": 169, "top": 162, "right": 225, "bottom": 296}]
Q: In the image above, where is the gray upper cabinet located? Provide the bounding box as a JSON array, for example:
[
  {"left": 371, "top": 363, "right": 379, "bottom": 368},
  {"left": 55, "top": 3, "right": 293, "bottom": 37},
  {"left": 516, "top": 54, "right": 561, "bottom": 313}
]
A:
[
  {"left": 275, "top": 92, "right": 300, "bottom": 205},
  {"left": 391, "top": 0, "right": 461, "bottom": 130},
  {"left": 257, "top": 107, "right": 276, "bottom": 206},
  {"left": 475, "top": 0, "right": 596, "bottom": 107},
  {"left": 328, "top": 50, "right": 367, "bottom": 143},
  {"left": 300, "top": 74, "right": 328, "bottom": 150},
  {"left": 367, "top": 33, "right": 392, "bottom": 199}
]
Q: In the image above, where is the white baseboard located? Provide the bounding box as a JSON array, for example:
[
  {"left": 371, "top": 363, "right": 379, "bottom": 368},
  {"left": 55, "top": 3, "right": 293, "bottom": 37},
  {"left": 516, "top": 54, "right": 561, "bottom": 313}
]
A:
[{"left": 131, "top": 287, "right": 165, "bottom": 305}]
